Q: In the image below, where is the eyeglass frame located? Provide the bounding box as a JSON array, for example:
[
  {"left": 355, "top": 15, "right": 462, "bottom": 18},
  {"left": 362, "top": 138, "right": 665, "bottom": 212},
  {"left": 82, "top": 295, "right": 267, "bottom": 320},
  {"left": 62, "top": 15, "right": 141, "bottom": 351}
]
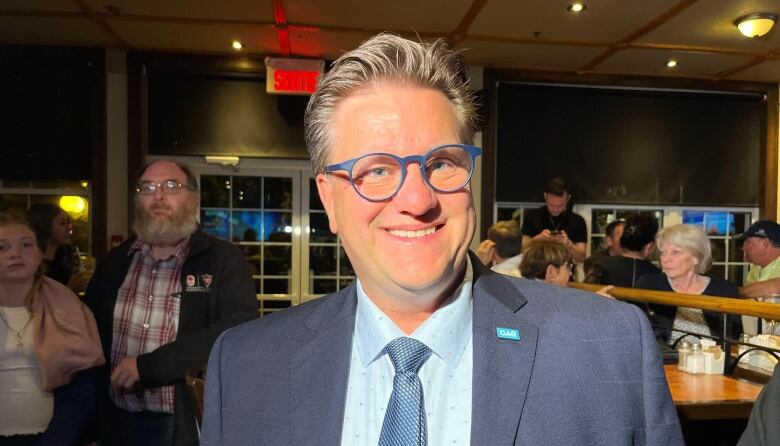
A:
[
  {"left": 135, "top": 179, "right": 196, "bottom": 195},
  {"left": 323, "top": 144, "right": 483, "bottom": 202}
]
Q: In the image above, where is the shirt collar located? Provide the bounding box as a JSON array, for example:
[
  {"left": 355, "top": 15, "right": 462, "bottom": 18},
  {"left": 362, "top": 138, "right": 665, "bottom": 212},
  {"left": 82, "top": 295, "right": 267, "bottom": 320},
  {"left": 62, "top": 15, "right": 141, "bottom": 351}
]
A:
[
  {"left": 354, "top": 256, "right": 473, "bottom": 369},
  {"left": 129, "top": 235, "right": 191, "bottom": 264}
]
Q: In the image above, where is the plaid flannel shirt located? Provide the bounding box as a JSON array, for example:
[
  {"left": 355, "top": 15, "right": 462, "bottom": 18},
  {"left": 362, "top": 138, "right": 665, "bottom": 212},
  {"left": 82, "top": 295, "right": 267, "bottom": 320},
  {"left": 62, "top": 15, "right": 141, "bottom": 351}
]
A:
[{"left": 110, "top": 236, "right": 190, "bottom": 413}]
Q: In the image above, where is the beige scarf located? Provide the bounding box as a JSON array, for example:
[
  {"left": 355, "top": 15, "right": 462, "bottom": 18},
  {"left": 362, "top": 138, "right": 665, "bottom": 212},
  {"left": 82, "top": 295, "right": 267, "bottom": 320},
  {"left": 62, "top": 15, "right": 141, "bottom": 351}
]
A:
[{"left": 30, "top": 277, "right": 105, "bottom": 391}]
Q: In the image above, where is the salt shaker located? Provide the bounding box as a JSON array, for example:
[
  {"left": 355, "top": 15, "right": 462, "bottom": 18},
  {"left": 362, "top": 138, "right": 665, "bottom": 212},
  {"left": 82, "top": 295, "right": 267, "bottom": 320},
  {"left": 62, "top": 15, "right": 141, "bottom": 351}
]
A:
[
  {"left": 688, "top": 343, "right": 704, "bottom": 374},
  {"left": 677, "top": 341, "right": 691, "bottom": 371}
]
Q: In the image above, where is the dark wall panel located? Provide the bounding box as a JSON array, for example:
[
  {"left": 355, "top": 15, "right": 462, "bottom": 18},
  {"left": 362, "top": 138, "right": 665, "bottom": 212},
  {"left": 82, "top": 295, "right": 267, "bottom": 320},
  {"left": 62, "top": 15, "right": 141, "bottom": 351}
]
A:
[
  {"left": 147, "top": 73, "right": 308, "bottom": 159},
  {"left": 0, "top": 46, "right": 100, "bottom": 180},
  {"left": 495, "top": 83, "right": 763, "bottom": 206}
]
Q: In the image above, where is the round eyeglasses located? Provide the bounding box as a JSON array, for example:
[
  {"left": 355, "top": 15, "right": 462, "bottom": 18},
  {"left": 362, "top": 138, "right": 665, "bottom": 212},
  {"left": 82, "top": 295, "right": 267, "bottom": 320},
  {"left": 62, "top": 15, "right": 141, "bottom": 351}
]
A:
[
  {"left": 324, "top": 144, "right": 482, "bottom": 202},
  {"left": 135, "top": 180, "right": 194, "bottom": 195}
]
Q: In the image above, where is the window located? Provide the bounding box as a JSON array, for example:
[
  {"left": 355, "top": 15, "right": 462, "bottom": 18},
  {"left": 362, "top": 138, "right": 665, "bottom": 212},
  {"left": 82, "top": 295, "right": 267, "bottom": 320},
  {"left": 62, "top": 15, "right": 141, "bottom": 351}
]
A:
[
  {"left": 199, "top": 173, "right": 297, "bottom": 315},
  {"left": 0, "top": 179, "right": 91, "bottom": 255},
  {"left": 495, "top": 202, "right": 757, "bottom": 285},
  {"left": 307, "top": 177, "right": 355, "bottom": 298},
  {"left": 495, "top": 202, "right": 542, "bottom": 231},
  {"left": 682, "top": 210, "right": 752, "bottom": 285},
  {"left": 180, "top": 158, "right": 357, "bottom": 316}
]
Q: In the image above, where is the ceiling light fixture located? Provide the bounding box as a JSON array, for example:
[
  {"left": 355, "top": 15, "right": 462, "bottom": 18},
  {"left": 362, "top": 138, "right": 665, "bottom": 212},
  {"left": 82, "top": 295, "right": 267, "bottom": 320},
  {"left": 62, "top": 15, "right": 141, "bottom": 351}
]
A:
[
  {"left": 666, "top": 60, "right": 678, "bottom": 68},
  {"left": 232, "top": 40, "right": 243, "bottom": 50},
  {"left": 735, "top": 13, "right": 777, "bottom": 38},
  {"left": 567, "top": 2, "right": 586, "bottom": 13}
]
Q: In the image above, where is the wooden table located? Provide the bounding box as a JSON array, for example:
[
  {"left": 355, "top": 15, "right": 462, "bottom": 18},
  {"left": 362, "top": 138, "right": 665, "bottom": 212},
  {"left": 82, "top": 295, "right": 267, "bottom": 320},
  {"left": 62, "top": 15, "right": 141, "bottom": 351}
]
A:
[{"left": 664, "top": 365, "right": 764, "bottom": 420}]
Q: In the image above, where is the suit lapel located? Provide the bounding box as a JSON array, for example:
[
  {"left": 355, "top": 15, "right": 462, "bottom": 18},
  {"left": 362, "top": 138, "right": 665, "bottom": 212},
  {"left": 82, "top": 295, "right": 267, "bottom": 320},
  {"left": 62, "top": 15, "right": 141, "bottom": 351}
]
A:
[
  {"left": 290, "top": 284, "right": 357, "bottom": 445},
  {"left": 470, "top": 260, "right": 539, "bottom": 445}
]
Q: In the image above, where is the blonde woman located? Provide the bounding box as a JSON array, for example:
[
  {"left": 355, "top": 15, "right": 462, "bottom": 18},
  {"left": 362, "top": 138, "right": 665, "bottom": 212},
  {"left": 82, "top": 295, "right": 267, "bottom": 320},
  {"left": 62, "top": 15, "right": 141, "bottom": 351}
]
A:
[
  {"left": 0, "top": 213, "right": 103, "bottom": 445},
  {"left": 636, "top": 224, "right": 742, "bottom": 345}
]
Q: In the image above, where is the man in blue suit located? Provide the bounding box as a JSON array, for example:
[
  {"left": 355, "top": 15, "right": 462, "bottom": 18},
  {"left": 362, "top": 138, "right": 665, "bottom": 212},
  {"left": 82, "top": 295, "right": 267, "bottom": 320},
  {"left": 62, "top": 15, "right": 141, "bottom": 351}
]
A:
[{"left": 202, "top": 33, "right": 683, "bottom": 445}]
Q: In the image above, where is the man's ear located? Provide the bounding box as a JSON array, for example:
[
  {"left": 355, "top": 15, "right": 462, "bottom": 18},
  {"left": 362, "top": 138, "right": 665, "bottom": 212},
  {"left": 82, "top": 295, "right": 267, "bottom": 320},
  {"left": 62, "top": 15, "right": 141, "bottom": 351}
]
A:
[
  {"left": 315, "top": 173, "right": 338, "bottom": 235},
  {"left": 544, "top": 264, "right": 557, "bottom": 282},
  {"left": 638, "top": 241, "right": 650, "bottom": 258}
]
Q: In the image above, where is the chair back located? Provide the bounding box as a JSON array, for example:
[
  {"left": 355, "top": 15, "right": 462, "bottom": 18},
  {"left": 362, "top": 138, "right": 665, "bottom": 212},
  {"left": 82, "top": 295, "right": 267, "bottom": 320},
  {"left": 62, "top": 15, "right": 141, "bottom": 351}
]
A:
[{"left": 185, "top": 370, "right": 206, "bottom": 430}]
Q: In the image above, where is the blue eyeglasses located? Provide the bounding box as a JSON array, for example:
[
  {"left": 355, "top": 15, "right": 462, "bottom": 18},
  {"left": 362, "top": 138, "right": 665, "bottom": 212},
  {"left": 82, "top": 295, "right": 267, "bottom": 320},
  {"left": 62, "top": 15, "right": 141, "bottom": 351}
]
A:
[{"left": 324, "top": 144, "right": 482, "bottom": 202}]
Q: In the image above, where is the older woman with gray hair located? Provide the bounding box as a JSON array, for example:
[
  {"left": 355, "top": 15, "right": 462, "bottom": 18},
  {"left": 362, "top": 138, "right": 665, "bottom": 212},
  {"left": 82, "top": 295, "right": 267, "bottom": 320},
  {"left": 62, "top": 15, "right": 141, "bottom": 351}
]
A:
[{"left": 636, "top": 223, "right": 742, "bottom": 345}]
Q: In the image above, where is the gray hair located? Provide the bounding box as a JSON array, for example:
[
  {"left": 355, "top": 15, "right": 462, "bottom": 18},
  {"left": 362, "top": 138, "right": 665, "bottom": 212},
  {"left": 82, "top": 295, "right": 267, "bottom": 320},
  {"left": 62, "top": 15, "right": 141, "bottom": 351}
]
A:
[
  {"left": 656, "top": 224, "right": 712, "bottom": 274},
  {"left": 304, "top": 33, "right": 479, "bottom": 174}
]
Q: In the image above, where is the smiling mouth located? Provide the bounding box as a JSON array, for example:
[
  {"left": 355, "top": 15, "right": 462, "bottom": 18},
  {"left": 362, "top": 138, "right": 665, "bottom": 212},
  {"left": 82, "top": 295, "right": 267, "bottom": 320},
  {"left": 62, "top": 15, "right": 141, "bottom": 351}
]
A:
[{"left": 387, "top": 225, "right": 441, "bottom": 238}]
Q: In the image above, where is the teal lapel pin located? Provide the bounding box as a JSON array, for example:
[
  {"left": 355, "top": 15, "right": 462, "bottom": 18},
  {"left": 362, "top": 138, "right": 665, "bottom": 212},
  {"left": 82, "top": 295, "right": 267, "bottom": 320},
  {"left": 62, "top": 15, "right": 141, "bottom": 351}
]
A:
[{"left": 496, "top": 327, "right": 521, "bottom": 341}]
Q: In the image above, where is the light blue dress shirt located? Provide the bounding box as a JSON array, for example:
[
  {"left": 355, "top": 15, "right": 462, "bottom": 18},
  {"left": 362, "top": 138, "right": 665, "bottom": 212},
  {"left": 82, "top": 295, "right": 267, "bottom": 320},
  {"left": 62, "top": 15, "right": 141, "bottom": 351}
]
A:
[{"left": 340, "top": 260, "right": 474, "bottom": 446}]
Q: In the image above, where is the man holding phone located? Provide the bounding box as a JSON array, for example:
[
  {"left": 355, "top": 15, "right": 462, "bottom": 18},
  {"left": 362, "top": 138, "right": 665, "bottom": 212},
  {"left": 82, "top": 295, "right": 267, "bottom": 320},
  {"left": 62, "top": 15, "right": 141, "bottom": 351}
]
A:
[{"left": 521, "top": 177, "right": 587, "bottom": 263}]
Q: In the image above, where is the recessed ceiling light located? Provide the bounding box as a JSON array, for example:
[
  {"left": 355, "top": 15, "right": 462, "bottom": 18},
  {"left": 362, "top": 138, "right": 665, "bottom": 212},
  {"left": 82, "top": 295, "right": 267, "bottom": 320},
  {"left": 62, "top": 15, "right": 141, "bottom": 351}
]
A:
[
  {"left": 567, "top": 2, "right": 586, "bottom": 13},
  {"left": 232, "top": 40, "right": 243, "bottom": 50},
  {"left": 666, "top": 60, "right": 678, "bottom": 68},
  {"left": 735, "top": 13, "right": 777, "bottom": 38}
]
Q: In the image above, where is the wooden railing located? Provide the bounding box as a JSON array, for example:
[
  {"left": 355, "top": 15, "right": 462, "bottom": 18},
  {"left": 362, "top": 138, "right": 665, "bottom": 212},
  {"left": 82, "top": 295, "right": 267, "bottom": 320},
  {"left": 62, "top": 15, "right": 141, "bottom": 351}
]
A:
[{"left": 569, "top": 282, "right": 780, "bottom": 321}]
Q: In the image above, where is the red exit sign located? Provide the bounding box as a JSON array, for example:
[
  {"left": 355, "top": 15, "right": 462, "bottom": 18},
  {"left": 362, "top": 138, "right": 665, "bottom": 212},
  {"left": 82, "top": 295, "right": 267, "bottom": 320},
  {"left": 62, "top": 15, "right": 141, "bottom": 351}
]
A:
[
  {"left": 265, "top": 57, "right": 324, "bottom": 96},
  {"left": 274, "top": 70, "right": 318, "bottom": 94}
]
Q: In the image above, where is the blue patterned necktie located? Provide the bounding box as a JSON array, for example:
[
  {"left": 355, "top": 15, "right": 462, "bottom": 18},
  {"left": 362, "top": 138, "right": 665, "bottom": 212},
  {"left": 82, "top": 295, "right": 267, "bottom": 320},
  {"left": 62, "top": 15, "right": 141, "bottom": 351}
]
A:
[{"left": 378, "top": 337, "right": 433, "bottom": 446}]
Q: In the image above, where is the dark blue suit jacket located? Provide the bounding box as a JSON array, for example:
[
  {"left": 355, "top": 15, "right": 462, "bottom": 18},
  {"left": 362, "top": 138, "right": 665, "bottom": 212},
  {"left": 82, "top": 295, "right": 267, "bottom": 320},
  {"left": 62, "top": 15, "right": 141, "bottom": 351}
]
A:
[{"left": 202, "top": 255, "right": 683, "bottom": 445}]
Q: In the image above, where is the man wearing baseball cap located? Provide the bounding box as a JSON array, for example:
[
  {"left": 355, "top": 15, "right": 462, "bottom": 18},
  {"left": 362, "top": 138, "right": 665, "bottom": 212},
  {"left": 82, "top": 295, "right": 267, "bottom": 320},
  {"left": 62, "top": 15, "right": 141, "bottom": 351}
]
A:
[{"left": 738, "top": 220, "right": 780, "bottom": 298}]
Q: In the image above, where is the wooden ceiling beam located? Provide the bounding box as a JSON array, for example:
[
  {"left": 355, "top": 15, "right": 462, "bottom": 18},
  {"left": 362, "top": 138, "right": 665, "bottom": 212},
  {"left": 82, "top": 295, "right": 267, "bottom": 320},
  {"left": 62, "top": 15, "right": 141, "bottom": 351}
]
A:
[
  {"left": 96, "top": 12, "right": 275, "bottom": 27},
  {"left": 0, "top": 10, "right": 84, "bottom": 19},
  {"left": 5, "top": 1, "right": 776, "bottom": 81},
  {"left": 715, "top": 43, "right": 780, "bottom": 79},
  {"left": 465, "top": 33, "right": 607, "bottom": 47},
  {"left": 629, "top": 42, "right": 759, "bottom": 57},
  {"left": 579, "top": 0, "right": 699, "bottom": 72},
  {"left": 73, "top": 0, "right": 128, "bottom": 49},
  {"left": 716, "top": 56, "right": 768, "bottom": 79},
  {"left": 448, "top": 0, "right": 488, "bottom": 45}
]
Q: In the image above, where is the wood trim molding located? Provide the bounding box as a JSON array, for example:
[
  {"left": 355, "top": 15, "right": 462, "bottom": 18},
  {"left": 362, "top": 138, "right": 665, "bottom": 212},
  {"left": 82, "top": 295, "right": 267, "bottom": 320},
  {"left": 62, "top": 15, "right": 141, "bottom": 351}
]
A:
[
  {"left": 479, "top": 69, "right": 498, "bottom": 239},
  {"left": 448, "top": 0, "right": 488, "bottom": 45},
  {"left": 73, "top": 0, "right": 128, "bottom": 49},
  {"left": 571, "top": 282, "right": 780, "bottom": 320},
  {"left": 90, "top": 51, "right": 108, "bottom": 256},
  {"left": 763, "top": 87, "right": 779, "bottom": 219}
]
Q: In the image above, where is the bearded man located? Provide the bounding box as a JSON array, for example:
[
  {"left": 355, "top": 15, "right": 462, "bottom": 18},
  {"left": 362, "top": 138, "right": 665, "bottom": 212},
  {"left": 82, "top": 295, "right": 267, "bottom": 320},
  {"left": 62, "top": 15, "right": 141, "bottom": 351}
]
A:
[{"left": 85, "top": 160, "right": 257, "bottom": 446}]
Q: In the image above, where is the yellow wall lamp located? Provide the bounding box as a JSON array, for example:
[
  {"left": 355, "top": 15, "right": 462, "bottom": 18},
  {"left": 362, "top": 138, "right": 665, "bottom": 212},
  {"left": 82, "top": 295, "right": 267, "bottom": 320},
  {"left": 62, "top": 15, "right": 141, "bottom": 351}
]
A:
[
  {"left": 735, "top": 13, "right": 777, "bottom": 38},
  {"left": 59, "top": 195, "right": 87, "bottom": 215}
]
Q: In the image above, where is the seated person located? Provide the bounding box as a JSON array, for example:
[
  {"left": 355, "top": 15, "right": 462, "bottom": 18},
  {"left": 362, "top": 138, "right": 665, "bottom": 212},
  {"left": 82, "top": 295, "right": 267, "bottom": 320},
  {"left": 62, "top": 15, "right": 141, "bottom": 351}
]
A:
[
  {"left": 26, "top": 203, "right": 80, "bottom": 286},
  {"left": 521, "top": 239, "right": 613, "bottom": 297},
  {"left": 584, "top": 218, "right": 624, "bottom": 282},
  {"left": 0, "top": 213, "right": 104, "bottom": 445},
  {"left": 591, "top": 213, "right": 660, "bottom": 288},
  {"left": 476, "top": 220, "right": 522, "bottom": 277},
  {"left": 737, "top": 220, "right": 780, "bottom": 299},
  {"left": 636, "top": 224, "right": 742, "bottom": 345}
]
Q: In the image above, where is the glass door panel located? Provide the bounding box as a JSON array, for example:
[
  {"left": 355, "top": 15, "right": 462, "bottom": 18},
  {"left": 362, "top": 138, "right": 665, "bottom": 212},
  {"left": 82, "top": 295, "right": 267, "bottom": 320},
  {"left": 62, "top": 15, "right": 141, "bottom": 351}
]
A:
[{"left": 199, "top": 170, "right": 299, "bottom": 316}]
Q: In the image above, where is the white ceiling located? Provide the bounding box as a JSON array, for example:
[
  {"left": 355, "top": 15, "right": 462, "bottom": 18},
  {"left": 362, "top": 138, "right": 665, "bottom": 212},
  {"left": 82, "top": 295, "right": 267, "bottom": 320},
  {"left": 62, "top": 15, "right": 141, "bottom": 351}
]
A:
[{"left": 2, "top": 0, "right": 780, "bottom": 82}]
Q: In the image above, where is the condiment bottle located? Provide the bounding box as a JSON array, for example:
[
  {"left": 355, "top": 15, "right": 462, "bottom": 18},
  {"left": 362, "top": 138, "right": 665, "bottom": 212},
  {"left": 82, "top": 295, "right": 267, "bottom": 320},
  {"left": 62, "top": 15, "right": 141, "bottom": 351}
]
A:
[
  {"left": 677, "top": 341, "right": 691, "bottom": 371},
  {"left": 688, "top": 343, "right": 704, "bottom": 374}
]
